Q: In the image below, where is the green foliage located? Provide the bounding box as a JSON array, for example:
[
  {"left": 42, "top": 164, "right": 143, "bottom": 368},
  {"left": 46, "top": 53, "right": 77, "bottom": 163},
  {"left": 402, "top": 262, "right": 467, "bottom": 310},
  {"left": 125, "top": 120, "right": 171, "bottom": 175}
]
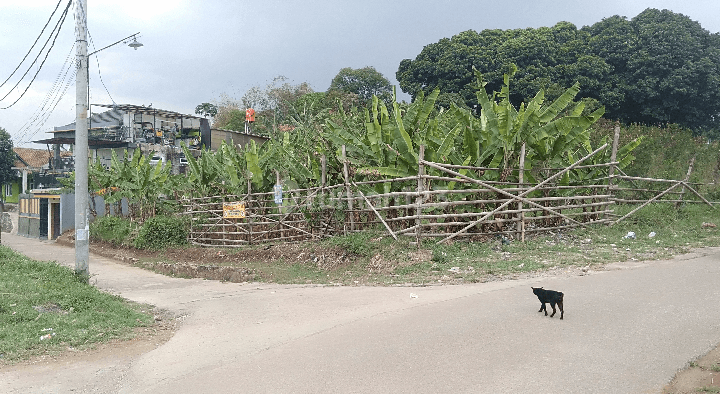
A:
[
  {"left": 0, "top": 127, "right": 14, "bottom": 199},
  {"left": 397, "top": 23, "right": 608, "bottom": 112},
  {"left": 90, "top": 216, "right": 137, "bottom": 246},
  {"left": 86, "top": 149, "right": 180, "bottom": 222},
  {"left": 329, "top": 66, "right": 393, "bottom": 105},
  {"left": 591, "top": 119, "right": 720, "bottom": 183},
  {"left": 397, "top": 9, "right": 720, "bottom": 133},
  {"left": 0, "top": 246, "right": 151, "bottom": 362},
  {"left": 323, "top": 232, "right": 377, "bottom": 257},
  {"left": 133, "top": 215, "right": 189, "bottom": 250},
  {"left": 584, "top": 9, "right": 720, "bottom": 131},
  {"left": 195, "top": 102, "right": 218, "bottom": 118}
]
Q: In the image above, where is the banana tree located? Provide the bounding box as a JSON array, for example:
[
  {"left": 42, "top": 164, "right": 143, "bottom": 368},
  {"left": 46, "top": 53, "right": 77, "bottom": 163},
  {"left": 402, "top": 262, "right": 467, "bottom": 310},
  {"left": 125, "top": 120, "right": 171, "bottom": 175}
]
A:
[
  {"left": 325, "top": 89, "right": 462, "bottom": 190},
  {"left": 468, "top": 66, "right": 606, "bottom": 185}
]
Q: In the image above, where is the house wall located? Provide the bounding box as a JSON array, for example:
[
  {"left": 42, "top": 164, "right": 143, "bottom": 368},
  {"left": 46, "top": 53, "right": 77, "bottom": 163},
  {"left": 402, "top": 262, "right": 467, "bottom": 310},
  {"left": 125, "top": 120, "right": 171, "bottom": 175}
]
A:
[
  {"left": 3, "top": 181, "right": 20, "bottom": 204},
  {"left": 210, "top": 129, "right": 268, "bottom": 151},
  {"left": 17, "top": 194, "right": 40, "bottom": 238},
  {"left": 60, "top": 193, "right": 74, "bottom": 235},
  {"left": 7, "top": 182, "right": 20, "bottom": 203},
  {"left": 92, "top": 147, "right": 134, "bottom": 169},
  {"left": 89, "top": 195, "right": 129, "bottom": 220}
]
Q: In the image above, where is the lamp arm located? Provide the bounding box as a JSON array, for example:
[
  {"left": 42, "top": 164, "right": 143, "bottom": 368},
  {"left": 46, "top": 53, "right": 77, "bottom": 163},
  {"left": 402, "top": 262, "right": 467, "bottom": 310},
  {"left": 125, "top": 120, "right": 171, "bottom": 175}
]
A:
[{"left": 88, "top": 32, "right": 141, "bottom": 57}]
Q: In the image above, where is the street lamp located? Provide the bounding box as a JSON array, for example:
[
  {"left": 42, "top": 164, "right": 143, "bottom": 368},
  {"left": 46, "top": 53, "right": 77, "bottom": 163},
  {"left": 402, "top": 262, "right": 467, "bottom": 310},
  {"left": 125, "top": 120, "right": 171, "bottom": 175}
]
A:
[{"left": 75, "top": 0, "right": 141, "bottom": 277}]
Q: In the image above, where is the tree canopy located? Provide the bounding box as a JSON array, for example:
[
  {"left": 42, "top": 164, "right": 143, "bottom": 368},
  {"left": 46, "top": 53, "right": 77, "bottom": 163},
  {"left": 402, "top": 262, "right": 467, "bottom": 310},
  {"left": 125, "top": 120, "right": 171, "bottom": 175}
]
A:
[
  {"left": 396, "top": 8, "right": 720, "bottom": 134},
  {"left": 329, "top": 66, "right": 393, "bottom": 104},
  {"left": 195, "top": 103, "right": 218, "bottom": 118}
]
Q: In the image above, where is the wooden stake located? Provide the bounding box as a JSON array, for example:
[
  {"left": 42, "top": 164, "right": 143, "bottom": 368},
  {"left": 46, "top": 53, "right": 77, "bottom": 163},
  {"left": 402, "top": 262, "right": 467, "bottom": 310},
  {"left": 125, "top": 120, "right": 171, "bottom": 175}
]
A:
[
  {"left": 416, "top": 145, "right": 425, "bottom": 246},
  {"left": 606, "top": 124, "right": 621, "bottom": 219},
  {"left": 517, "top": 143, "right": 526, "bottom": 242},
  {"left": 247, "top": 178, "right": 253, "bottom": 245},
  {"left": 342, "top": 145, "right": 355, "bottom": 232},
  {"left": 676, "top": 154, "right": 696, "bottom": 208}
]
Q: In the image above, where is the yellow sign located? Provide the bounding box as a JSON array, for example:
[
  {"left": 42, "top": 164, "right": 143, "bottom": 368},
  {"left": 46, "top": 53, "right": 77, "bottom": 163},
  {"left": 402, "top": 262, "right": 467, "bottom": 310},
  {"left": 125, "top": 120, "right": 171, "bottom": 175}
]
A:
[{"left": 223, "top": 201, "right": 246, "bottom": 218}]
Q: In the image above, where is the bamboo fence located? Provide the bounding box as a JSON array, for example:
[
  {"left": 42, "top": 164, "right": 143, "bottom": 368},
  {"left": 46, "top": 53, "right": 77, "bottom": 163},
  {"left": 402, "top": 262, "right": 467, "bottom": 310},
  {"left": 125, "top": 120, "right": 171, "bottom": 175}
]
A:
[{"left": 180, "top": 126, "right": 717, "bottom": 246}]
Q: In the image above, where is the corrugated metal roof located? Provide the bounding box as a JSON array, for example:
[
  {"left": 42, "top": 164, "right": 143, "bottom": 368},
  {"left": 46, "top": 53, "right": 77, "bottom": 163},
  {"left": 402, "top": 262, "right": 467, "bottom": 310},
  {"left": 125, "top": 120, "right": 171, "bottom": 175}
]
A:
[
  {"left": 52, "top": 105, "right": 202, "bottom": 132},
  {"left": 53, "top": 108, "right": 125, "bottom": 132},
  {"left": 93, "top": 104, "right": 202, "bottom": 120}
]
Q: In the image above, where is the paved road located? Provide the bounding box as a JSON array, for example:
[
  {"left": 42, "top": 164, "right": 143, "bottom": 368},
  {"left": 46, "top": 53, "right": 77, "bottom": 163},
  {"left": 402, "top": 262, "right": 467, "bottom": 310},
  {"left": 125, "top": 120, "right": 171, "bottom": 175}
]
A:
[{"left": 1, "top": 233, "right": 719, "bottom": 394}]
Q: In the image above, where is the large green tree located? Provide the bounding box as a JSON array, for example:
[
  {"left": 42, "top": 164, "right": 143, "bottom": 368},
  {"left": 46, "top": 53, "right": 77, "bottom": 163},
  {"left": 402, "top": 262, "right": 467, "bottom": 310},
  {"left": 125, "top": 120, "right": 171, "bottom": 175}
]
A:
[
  {"left": 329, "top": 66, "right": 393, "bottom": 104},
  {"left": 584, "top": 8, "right": 720, "bottom": 131},
  {"left": 396, "top": 9, "right": 720, "bottom": 133},
  {"left": 397, "top": 22, "right": 611, "bottom": 111}
]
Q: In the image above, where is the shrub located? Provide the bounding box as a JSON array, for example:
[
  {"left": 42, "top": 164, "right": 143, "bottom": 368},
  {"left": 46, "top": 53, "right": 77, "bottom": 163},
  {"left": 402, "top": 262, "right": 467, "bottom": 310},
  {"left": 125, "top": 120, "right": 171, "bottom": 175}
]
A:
[
  {"left": 90, "top": 216, "right": 137, "bottom": 246},
  {"left": 133, "top": 216, "right": 189, "bottom": 250}
]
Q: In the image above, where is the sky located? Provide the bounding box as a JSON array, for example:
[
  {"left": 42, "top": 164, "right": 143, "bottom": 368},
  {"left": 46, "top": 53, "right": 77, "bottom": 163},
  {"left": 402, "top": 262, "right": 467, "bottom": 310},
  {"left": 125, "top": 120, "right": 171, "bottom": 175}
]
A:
[{"left": 1, "top": 0, "right": 720, "bottom": 148}]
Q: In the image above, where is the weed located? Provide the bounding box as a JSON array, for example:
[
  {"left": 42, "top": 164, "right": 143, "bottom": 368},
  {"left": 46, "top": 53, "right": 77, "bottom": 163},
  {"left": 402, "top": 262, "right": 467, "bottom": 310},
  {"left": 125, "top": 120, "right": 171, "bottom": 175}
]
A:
[{"left": 323, "top": 231, "right": 381, "bottom": 257}]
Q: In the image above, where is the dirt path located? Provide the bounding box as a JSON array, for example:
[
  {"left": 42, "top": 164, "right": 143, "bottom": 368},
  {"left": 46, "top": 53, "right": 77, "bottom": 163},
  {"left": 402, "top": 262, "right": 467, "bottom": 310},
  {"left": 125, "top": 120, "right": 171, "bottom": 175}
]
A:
[{"left": 2, "top": 233, "right": 720, "bottom": 393}]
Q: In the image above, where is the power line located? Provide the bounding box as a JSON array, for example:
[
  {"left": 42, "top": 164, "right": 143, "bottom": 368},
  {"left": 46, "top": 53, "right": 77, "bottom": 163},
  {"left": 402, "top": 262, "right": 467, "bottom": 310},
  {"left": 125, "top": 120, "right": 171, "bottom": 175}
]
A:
[
  {"left": 88, "top": 30, "right": 116, "bottom": 104},
  {"left": 0, "top": 0, "right": 64, "bottom": 91},
  {"left": 15, "top": 42, "right": 77, "bottom": 143},
  {"left": 20, "top": 67, "right": 77, "bottom": 145},
  {"left": 0, "top": 0, "right": 72, "bottom": 109}
]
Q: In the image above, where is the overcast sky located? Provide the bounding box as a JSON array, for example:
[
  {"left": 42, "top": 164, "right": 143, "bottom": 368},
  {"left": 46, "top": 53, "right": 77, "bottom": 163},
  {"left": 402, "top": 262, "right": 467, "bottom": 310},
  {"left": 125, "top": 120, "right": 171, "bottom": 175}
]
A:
[{"left": 1, "top": 0, "right": 719, "bottom": 147}]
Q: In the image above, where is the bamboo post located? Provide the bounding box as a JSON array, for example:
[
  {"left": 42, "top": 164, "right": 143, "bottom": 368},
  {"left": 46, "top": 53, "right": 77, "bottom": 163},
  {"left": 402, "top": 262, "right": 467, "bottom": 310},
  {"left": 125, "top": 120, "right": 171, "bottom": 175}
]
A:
[
  {"left": 603, "top": 124, "right": 621, "bottom": 221},
  {"left": 276, "top": 170, "right": 284, "bottom": 241},
  {"left": 416, "top": 145, "right": 425, "bottom": 246},
  {"left": 222, "top": 193, "right": 227, "bottom": 246},
  {"left": 517, "top": 143, "right": 526, "bottom": 242},
  {"left": 321, "top": 154, "right": 327, "bottom": 193},
  {"left": 342, "top": 145, "right": 355, "bottom": 233},
  {"left": 607, "top": 124, "right": 621, "bottom": 198},
  {"left": 676, "top": 154, "right": 696, "bottom": 208},
  {"left": 247, "top": 178, "right": 253, "bottom": 245}
]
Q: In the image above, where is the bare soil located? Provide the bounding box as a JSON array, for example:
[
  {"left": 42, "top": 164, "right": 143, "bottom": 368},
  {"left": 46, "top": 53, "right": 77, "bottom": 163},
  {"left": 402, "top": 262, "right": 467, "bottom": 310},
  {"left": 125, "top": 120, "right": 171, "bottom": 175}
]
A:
[{"left": 52, "top": 231, "right": 720, "bottom": 392}]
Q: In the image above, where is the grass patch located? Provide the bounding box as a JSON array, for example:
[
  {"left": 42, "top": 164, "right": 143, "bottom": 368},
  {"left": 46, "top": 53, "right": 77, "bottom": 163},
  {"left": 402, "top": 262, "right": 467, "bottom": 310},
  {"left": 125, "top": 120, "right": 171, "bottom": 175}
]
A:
[
  {"left": 332, "top": 203, "right": 720, "bottom": 284},
  {"left": 0, "top": 246, "right": 153, "bottom": 363},
  {"left": 90, "top": 203, "right": 720, "bottom": 287},
  {"left": 696, "top": 387, "right": 720, "bottom": 393}
]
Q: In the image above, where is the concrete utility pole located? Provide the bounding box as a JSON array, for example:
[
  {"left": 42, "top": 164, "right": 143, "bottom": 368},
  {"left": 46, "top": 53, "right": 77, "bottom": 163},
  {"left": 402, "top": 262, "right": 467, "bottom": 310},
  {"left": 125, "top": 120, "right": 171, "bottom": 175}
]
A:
[{"left": 75, "top": 0, "right": 89, "bottom": 277}]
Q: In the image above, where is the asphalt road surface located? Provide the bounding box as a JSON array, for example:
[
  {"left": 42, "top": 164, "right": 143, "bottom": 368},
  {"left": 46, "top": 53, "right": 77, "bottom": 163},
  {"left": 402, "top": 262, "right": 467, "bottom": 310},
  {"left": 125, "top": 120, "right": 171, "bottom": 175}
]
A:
[{"left": 2, "top": 233, "right": 719, "bottom": 394}]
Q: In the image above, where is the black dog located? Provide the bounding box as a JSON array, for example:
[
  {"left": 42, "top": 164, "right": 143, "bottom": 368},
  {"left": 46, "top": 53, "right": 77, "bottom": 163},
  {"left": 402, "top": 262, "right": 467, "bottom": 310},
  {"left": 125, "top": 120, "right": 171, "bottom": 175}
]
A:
[{"left": 531, "top": 287, "right": 564, "bottom": 319}]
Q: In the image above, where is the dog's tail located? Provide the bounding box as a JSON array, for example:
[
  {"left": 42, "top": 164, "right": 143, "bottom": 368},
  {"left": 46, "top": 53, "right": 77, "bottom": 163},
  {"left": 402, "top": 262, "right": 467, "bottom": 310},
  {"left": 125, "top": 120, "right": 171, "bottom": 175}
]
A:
[{"left": 559, "top": 292, "right": 564, "bottom": 301}]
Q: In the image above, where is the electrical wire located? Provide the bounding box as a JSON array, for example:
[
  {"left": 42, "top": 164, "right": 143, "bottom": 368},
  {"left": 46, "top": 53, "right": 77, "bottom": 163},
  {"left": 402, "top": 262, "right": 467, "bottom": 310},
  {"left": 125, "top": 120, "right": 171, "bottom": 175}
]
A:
[
  {"left": 0, "top": 0, "right": 64, "bottom": 91},
  {"left": 88, "top": 30, "right": 116, "bottom": 105},
  {"left": 0, "top": 0, "right": 73, "bottom": 109},
  {"left": 14, "top": 42, "right": 77, "bottom": 143},
  {"left": 20, "top": 67, "right": 77, "bottom": 145}
]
